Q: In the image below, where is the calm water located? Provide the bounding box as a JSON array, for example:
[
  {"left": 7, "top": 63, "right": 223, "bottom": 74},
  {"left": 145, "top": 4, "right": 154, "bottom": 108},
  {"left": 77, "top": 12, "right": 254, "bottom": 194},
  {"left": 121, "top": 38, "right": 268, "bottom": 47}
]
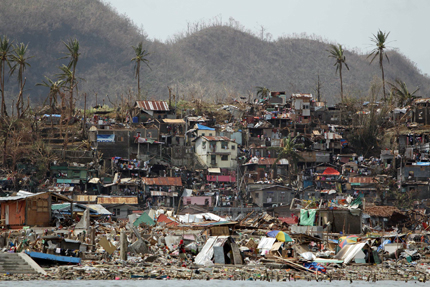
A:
[{"left": 0, "top": 280, "right": 425, "bottom": 287}]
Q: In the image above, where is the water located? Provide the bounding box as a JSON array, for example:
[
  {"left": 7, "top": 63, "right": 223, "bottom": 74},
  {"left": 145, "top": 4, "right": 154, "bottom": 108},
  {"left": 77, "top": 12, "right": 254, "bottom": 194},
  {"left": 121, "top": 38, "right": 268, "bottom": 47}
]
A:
[{"left": 0, "top": 280, "right": 425, "bottom": 287}]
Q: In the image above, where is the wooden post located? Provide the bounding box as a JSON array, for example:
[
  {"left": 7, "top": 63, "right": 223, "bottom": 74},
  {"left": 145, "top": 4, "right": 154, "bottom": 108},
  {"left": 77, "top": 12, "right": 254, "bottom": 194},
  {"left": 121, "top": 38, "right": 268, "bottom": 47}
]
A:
[
  {"left": 83, "top": 93, "right": 87, "bottom": 138},
  {"left": 90, "top": 226, "right": 95, "bottom": 252},
  {"left": 120, "top": 230, "right": 127, "bottom": 261}
]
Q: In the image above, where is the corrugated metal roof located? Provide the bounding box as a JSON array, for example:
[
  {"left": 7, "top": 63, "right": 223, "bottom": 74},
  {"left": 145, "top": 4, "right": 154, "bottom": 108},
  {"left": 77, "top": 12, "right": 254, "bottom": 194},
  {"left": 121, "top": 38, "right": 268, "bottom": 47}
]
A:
[
  {"left": 85, "top": 204, "right": 112, "bottom": 215},
  {"left": 141, "top": 177, "right": 182, "bottom": 186},
  {"left": 202, "top": 136, "right": 231, "bottom": 141},
  {"left": 163, "top": 119, "right": 185, "bottom": 124},
  {"left": 47, "top": 187, "right": 74, "bottom": 193},
  {"left": 135, "top": 100, "right": 169, "bottom": 111},
  {"left": 76, "top": 195, "right": 98, "bottom": 202},
  {"left": 150, "top": 191, "right": 178, "bottom": 196},
  {"left": 97, "top": 196, "right": 138, "bottom": 204},
  {"left": 0, "top": 190, "right": 43, "bottom": 201},
  {"left": 348, "top": 177, "right": 375, "bottom": 184},
  {"left": 292, "top": 93, "right": 313, "bottom": 98}
]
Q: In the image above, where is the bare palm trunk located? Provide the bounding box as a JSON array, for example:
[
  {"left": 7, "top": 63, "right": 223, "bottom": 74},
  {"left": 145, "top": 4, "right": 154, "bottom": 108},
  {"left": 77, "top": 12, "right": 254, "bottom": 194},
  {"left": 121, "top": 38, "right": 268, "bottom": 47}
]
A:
[
  {"left": 70, "top": 69, "right": 75, "bottom": 117},
  {"left": 16, "top": 69, "right": 22, "bottom": 118},
  {"left": 339, "top": 65, "right": 343, "bottom": 103},
  {"left": 1, "top": 63, "right": 5, "bottom": 117},
  {"left": 380, "top": 53, "right": 386, "bottom": 101},
  {"left": 137, "top": 62, "right": 141, "bottom": 99}
]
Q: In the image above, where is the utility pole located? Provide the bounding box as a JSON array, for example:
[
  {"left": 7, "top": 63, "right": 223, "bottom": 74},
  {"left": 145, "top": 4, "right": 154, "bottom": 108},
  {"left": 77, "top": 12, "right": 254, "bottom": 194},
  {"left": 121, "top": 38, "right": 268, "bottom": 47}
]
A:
[
  {"left": 83, "top": 93, "right": 87, "bottom": 138},
  {"left": 317, "top": 74, "right": 322, "bottom": 102}
]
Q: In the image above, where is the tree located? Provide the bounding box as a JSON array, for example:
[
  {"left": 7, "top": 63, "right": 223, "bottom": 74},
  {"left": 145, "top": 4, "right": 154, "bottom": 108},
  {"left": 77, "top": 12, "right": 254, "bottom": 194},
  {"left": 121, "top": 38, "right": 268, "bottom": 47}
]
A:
[
  {"left": 270, "top": 135, "right": 303, "bottom": 183},
  {"left": 368, "top": 30, "right": 390, "bottom": 101},
  {"left": 36, "top": 76, "right": 66, "bottom": 135},
  {"left": 327, "top": 44, "right": 349, "bottom": 103},
  {"left": 256, "top": 86, "right": 270, "bottom": 100},
  {"left": 61, "top": 39, "right": 80, "bottom": 115},
  {"left": 389, "top": 79, "right": 419, "bottom": 107},
  {"left": 131, "top": 42, "right": 150, "bottom": 99},
  {"left": 0, "top": 35, "right": 13, "bottom": 118},
  {"left": 10, "top": 43, "right": 32, "bottom": 118}
]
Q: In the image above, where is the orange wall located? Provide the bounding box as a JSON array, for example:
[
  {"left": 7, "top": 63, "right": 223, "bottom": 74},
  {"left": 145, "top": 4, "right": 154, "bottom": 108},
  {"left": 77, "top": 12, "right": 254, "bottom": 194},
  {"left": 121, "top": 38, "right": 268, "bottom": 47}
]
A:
[{"left": 1, "top": 200, "right": 26, "bottom": 226}]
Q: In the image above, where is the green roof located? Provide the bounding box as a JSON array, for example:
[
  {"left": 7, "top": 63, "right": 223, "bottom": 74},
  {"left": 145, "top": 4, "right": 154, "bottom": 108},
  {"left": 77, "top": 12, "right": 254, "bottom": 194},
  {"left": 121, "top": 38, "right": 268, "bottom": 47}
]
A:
[
  {"left": 133, "top": 212, "right": 155, "bottom": 227},
  {"left": 52, "top": 203, "right": 70, "bottom": 210}
]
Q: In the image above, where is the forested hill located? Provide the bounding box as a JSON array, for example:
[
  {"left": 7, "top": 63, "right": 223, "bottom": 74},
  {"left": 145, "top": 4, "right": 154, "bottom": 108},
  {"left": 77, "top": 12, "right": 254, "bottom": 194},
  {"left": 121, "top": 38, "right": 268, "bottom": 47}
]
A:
[{"left": 1, "top": 0, "right": 429, "bottom": 107}]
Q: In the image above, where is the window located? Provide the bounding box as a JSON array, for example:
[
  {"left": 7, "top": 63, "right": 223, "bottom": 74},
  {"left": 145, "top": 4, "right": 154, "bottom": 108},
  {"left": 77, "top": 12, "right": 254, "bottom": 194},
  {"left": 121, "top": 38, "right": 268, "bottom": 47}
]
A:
[
  {"left": 114, "top": 208, "right": 121, "bottom": 216},
  {"left": 202, "top": 141, "right": 206, "bottom": 149},
  {"left": 221, "top": 155, "right": 229, "bottom": 161},
  {"left": 202, "top": 133, "right": 205, "bottom": 136},
  {"left": 117, "top": 137, "right": 124, "bottom": 142},
  {"left": 221, "top": 142, "right": 228, "bottom": 149},
  {"left": 255, "top": 192, "right": 259, "bottom": 198},
  {"left": 303, "top": 104, "right": 310, "bottom": 109},
  {"left": 209, "top": 133, "right": 213, "bottom": 136},
  {"left": 231, "top": 145, "right": 235, "bottom": 150}
]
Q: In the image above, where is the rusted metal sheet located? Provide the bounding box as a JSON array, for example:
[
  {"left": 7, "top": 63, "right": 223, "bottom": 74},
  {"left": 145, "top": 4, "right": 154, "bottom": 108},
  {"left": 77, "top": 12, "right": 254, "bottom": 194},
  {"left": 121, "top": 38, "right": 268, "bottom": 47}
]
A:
[
  {"left": 76, "top": 195, "right": 97, "bottom": 202},
  {"left": 150, "top": 191, "right": 178, "bottom": 197},
  {"left": 141, "top": 177, "right": 182, "bottom": 186},
  {"left": 348, "top": 177, "right": 375, "bottom": 184},
  {"left": 97, "top": 196, "right": 138, "bottom": 204},
  {"left": 135, "top": 100, "right": 169, "bottom": 111}
]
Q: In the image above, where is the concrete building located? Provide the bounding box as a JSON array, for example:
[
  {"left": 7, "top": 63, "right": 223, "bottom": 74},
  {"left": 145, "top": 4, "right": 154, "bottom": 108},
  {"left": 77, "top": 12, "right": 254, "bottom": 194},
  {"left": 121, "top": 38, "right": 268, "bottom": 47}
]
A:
[{"left": 194, "top": 136, "right": 238, "bottom": 169}]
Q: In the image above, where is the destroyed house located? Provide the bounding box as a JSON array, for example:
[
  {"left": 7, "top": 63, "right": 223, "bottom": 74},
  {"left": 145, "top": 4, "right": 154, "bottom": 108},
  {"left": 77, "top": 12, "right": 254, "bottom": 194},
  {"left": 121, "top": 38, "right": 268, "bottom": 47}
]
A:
[
  {"left": 132, "top": 100, "right": 171, "bottom": 122},
  {"left": 250, "top": 185, "right": 294, "bottom": 208},
  {"left": 0, "top": 191, "right": 71, "bottom": 228}
]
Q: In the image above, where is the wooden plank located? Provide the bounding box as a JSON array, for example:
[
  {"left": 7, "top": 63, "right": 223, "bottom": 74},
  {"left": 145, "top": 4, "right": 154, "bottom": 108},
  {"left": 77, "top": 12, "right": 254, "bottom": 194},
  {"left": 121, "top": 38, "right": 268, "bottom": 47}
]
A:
[{"left": 231, "top": 243, "right": 242, "bottom": 265}]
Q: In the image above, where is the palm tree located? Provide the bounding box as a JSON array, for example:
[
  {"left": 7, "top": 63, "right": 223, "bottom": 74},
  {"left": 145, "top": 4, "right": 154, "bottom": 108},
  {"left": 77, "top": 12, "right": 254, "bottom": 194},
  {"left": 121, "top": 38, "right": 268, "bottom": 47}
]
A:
[
  {"left": 389, "top": 79, "right": 419, "bottom": 107},
  {"left": 37, "top": 77, "right": 65, "bottom": 132},
  {"left": 131, "top": 42, "right": 150, "bottom": 99},
  {"left": 327, "top": 44, "right": 349, "bottom": 103},
  {"left": 270, "top": 135, "right": 303, "bottom": 183},
  {"left": 61, "top": 39, "right": 80, "bottom": 115},
  {"left": 368, "top": 30, "right": 390, "bottom": 101},
  {"left": 0, "top": 35, "right": 13, "bottom": 118},
  {"left": 10, "top": 43, "right": 32, "bottom": 118},
  {"left": 256, "top": 86, "right": 270, "bottom": 100}
]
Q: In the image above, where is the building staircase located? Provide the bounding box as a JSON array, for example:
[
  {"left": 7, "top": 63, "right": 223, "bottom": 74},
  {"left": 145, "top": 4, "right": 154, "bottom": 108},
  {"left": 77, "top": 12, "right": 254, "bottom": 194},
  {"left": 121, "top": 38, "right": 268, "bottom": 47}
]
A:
[{"left": 0, "top": 253, "right": 46, "bottom": 274}]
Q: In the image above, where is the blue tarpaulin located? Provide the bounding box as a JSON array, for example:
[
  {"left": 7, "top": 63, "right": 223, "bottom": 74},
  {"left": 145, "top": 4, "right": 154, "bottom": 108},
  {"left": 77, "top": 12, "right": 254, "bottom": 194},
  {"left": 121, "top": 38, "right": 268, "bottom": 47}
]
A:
[
  {"left": 196, "top": 124, "right": 215, "bottom": 131},
  {"left": 43, "top": 114, "right": 61, "bottom": 117},
  {"left": 303, "top": 262, "right": 326, "bottom": 273},
  {"left": 97, "top": 134, "right": 115, "bottom": 142},
  {"left": 377, "top": 239, "right": 391, "bottom": 252}
]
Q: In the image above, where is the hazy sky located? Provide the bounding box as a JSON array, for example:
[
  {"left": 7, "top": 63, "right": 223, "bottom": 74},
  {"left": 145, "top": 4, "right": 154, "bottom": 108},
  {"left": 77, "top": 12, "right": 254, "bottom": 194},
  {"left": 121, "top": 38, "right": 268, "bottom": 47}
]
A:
[{"left": 106, "top": 0, "right": 430, "bottom": 76}]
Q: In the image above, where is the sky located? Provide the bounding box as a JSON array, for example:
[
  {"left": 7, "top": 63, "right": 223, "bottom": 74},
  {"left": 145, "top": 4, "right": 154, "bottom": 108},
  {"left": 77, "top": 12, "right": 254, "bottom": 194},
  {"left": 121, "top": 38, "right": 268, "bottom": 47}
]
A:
[{"left": 106, "top": 0, "right": 430, "bottom": 76}]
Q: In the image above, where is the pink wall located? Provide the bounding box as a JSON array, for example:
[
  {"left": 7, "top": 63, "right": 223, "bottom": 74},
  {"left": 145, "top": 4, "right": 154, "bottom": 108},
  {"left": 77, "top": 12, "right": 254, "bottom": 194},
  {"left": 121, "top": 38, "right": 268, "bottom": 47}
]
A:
[{"left": 182, "top": 196, "right": 212, "bottom": 206}]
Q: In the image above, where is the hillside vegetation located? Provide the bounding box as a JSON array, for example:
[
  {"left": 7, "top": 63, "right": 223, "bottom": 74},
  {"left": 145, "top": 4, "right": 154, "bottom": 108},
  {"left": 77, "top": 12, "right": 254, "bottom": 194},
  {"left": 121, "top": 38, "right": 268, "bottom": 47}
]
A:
[{"left": 1, "top": 0, "right": 429, "bottom": 108}]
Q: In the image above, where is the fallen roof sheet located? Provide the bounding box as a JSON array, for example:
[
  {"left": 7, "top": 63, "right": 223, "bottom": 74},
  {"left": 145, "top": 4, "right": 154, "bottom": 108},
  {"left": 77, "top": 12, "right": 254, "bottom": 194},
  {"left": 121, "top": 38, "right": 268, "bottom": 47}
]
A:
[
  {"left": 334, "top": 242, "right": 368, "bottom": 264},
  {"left": 141, "top": 177, "right": 182, "bottom": 186}
]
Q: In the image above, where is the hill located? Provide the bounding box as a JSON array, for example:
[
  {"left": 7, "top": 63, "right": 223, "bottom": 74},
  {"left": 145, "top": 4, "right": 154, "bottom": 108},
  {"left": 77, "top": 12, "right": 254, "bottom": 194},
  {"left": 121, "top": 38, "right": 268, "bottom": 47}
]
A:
[{"left": 0, "top": 0, "right": 429, "bottom": 108}]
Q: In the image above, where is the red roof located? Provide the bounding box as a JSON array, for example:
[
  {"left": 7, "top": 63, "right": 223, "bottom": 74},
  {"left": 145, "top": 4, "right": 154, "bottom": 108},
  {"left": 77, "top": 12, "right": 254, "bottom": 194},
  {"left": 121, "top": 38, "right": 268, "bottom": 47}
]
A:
[
  {"left": 157, "top": 214, "right": 179, "bottom": 226},
  {"left": 322, "top": 167, "right": 340, "bottom": 175},
  {"left": 135, "top": 101, "right": 169, "bottom": 111},
  {"left": 278, "top": 217, "right": 298, "bottom": 225},
  {"left": 141, "top": 177, "right": 182, "bottom": 186}
]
